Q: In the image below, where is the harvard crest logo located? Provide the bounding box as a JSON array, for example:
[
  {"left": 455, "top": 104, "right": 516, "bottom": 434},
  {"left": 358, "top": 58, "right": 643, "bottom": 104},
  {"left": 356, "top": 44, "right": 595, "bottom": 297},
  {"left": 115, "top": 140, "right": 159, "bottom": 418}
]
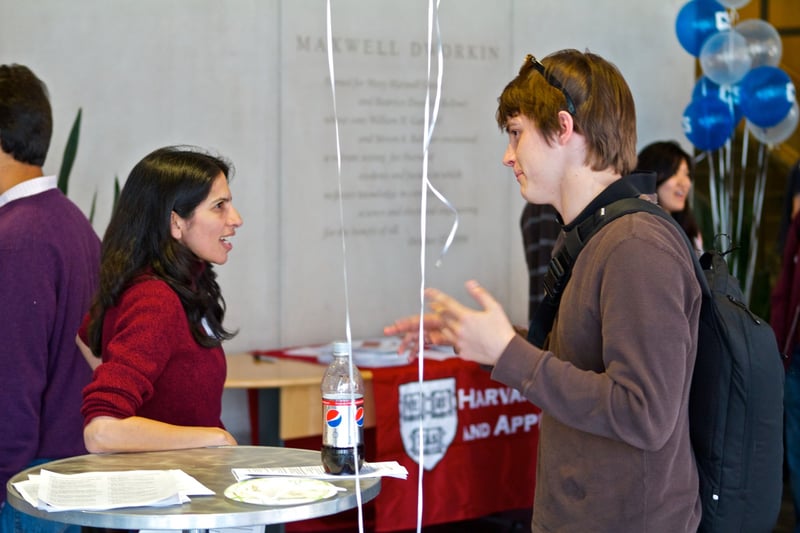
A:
[{"left": 398, "top": 377, "right": 457, "bottom": 470}]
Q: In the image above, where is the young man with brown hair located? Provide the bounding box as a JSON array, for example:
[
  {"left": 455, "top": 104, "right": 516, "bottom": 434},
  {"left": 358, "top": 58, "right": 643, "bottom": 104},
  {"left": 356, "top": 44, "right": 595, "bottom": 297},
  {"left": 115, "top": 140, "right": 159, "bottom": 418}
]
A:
[{"left": 386, "top": 49, "right": 702, "bottom": 531}]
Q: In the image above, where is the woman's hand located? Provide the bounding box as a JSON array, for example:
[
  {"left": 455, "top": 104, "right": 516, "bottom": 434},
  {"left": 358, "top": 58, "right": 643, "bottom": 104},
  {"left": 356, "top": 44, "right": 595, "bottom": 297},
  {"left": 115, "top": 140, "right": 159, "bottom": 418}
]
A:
[{"left": 384, "top": 312, "right": 449, "bottom": 356}]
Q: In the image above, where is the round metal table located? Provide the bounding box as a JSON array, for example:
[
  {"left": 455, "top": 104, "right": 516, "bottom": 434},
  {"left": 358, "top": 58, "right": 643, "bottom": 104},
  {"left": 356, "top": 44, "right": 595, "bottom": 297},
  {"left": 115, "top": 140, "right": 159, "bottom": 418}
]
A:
[{"left": 6, "top": 446, "right": 380, "bottom": 532}]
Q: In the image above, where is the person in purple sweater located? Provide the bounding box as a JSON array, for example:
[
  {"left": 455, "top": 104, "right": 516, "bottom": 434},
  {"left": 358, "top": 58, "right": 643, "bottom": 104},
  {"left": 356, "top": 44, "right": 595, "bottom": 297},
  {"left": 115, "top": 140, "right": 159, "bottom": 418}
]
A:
[
  {"left": 386, "top": 50, "right": 701, "bottom": 532},
  {"left": 78, "top": 146, "right": 242, "bottom": 453},
  {"left": 0, "top": 64, "right": 101, "bottom": 533}
]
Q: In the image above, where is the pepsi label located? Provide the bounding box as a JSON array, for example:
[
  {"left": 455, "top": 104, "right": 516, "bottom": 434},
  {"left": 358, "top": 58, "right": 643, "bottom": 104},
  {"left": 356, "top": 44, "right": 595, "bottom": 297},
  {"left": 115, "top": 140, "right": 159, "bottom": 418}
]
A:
[{"left": 322, "top": 393, "right": 365, "bottom": 448}]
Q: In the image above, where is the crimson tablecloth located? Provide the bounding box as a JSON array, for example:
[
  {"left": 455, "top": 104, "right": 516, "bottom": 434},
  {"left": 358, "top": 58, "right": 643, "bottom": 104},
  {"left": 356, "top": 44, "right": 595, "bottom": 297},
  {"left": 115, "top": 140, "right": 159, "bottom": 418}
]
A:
[
  {"left": 262, "top": 348, "right": 540, "bottom": 532},
  {"left": 369, "top": 357, "right": 538, "bottom": 530}
]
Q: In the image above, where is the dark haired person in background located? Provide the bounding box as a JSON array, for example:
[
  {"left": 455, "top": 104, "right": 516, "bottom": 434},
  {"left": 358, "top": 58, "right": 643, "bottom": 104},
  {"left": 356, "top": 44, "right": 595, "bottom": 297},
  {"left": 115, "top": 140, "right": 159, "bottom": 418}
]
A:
[
  {"left": 637, "top": 140, "right": 703, "bottom": 253},
  {"left": 78, "top": 146, "right": 242, "bottom": 453},
  {"left": 0, "top": 64, "right": 101, "bottom": 533},
  {"left": 519, "top": 202, "right": 560, "bottom": 322}
]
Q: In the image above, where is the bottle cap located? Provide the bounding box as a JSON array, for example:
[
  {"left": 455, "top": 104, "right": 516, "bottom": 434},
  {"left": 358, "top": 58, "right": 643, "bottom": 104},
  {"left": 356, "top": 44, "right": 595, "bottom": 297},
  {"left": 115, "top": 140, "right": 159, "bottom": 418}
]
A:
[{"left": 332, "top": 341, "right": 349, "bottom": 356}]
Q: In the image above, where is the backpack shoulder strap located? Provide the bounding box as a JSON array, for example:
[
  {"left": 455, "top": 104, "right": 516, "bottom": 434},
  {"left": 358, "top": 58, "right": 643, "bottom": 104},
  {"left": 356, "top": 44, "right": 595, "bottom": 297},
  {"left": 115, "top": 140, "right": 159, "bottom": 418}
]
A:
[
  {"left": 543, "top": 197, "right": 666, "bottom": 301},
  {"left": 531, "top": 197, "right": 647, "bottom": 346}
]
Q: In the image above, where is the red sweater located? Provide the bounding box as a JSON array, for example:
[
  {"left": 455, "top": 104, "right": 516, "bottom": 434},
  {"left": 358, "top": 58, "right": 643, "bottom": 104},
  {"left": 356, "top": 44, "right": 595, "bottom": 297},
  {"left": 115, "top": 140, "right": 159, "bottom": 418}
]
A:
[{"left": 81, "top": 278, "right": 226, "bottom": 428}]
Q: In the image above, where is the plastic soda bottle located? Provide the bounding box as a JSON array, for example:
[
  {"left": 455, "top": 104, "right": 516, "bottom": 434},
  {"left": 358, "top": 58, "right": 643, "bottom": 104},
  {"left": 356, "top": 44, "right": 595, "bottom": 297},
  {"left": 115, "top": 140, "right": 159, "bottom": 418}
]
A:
[{"left": 321, "top": 341, "right": 365, "bottom": 474}]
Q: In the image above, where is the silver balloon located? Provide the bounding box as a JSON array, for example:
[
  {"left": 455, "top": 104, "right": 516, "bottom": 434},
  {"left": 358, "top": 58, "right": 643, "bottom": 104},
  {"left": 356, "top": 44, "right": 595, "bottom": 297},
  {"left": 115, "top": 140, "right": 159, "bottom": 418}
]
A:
[
  {"left": 700, "top": 29, "right": 753, "bottom": 86},
  {"left": 718, "top": 0, "right": 751, "bottom": 8},
  {"left": 735, "top": 19, "right": 783, "bottom": 67},
  {"left": 747, "top": 99, "right": 799, "bottom": 146}
]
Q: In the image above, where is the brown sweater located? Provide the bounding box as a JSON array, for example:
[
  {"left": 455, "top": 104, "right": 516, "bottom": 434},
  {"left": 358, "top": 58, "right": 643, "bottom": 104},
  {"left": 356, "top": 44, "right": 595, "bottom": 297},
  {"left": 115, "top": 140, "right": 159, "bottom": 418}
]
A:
[{"left": 493, "top": 211, "right": 702, "bottom": 532}]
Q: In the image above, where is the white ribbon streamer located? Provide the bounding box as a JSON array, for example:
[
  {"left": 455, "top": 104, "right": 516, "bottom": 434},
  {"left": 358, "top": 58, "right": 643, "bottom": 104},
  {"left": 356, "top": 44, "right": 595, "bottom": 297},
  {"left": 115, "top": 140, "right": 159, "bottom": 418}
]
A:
[
  {"left": 415, "top": 1, "right": 455, "bottom": 532},
  {"left": 325, "top": 3, "right": 363, "bottom": 531},
  {"left": 325, "top": 3, "right": 457, "bottom": 531},
  {"left": 423, "top": 5, "right": 458, "bottom": 269}
]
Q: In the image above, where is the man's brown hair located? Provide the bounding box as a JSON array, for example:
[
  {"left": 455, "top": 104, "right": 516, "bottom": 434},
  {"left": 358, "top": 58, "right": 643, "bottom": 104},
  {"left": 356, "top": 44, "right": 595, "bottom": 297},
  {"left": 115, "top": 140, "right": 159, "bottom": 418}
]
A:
[{"left": 496, "top": 49, "right": 637, "bottom": 176}]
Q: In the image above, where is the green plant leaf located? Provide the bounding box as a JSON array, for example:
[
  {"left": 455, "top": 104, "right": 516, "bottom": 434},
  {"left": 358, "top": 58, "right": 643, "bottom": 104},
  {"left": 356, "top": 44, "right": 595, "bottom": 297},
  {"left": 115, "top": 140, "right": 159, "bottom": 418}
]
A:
[
  {"left": 57, "top": 108, "right": 82, "bottom": 195},
  {"left": 113, "top": 175, "right": 120, "bottom": 210},
  {"left": 88, "top": 189, "right": 97, "bottom": 225}
]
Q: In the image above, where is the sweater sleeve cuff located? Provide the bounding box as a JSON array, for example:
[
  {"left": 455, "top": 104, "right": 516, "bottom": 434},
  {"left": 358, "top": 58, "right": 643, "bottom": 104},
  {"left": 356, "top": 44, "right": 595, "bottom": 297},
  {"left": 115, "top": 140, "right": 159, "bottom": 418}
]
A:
[
  {"left": 491, "top": 334, "right": 542, "bottom": 390},
  {"left": 78, "top": 313, "right": 90, "bottom": 344}
]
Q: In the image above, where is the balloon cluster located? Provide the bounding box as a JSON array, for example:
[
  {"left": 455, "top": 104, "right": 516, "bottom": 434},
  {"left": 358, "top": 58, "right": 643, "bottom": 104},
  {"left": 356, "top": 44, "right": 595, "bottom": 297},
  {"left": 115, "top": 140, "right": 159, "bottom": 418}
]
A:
[{"left": 676, "top": 0, "right": 797, "bottom": 150}]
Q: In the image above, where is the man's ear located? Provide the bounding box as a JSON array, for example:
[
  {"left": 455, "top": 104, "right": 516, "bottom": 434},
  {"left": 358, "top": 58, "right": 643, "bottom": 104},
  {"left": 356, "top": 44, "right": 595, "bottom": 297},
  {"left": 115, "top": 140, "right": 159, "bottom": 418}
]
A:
[
  {"left": 170, "top": 211, "right": 183, "bottom": 240},
  {"left": 556, "top": 110, "right": 575, "bottom": 146}
]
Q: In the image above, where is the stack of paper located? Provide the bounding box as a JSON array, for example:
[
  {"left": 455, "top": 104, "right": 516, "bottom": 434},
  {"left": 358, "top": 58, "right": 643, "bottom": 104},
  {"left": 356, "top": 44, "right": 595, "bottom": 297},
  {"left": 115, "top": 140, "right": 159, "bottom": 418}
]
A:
[
  {"left": 231, "top": 461, "right": 409, "bottom": 482},
  {"left": 286, "top": 338, "right": 455, "bottom": 368},
  {"left": 12, "top": 469, "right": 213, "bottom": 512}
]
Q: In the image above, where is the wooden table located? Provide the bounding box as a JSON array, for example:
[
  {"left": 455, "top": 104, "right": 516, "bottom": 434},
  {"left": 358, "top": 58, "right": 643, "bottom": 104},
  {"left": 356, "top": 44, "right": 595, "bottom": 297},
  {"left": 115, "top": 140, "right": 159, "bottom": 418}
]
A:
[
  {"left": 6, "top": 446, "right": 380, "bottom": 532},
  {"left": 224, "top": 353, "right": 375, "bottom": 443}
]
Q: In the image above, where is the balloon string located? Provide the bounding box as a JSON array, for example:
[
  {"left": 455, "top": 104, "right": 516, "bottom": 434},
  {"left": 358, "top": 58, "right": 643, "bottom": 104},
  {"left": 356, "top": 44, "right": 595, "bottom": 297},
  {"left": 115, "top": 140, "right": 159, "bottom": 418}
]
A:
[
  {"left": 706, "top": 150, "right": 719, "bottom": 239},
  {"left": 415, "top": 1, "right": 447, "bottom": 532},
  {"left": 734, "top": 127, "right": 749, "bottom": 258},
  {"left": 719, "top": 147, "right": 729, "bottom": 236},
  {"left": 423, "top": 1, "right": 458, "bottom": 269},
  {"left": 325, "top": 2, "right": 364, "bottom": 530},
  {"left": 721, "top": 140, "right": 730, "bottom": 239},
  {"left": 728, "top": 7, "right": 739, "bottom": 25},
  {"left": 744, "top": 142, "right": 769, "bottom": 302}
]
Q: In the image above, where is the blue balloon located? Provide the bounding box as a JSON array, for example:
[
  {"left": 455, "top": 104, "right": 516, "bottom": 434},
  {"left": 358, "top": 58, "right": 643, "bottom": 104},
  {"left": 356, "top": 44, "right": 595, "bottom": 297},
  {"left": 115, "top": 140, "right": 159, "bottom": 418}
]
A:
[
  {"left": 739, "top": 66, "right": 796, "bottom": 127},
  {"left": 692, "top": 76, "right": 743, "bottom": 125},
  {"left": 697, "top": 0, "right": 750, "bottom": 6},
  {"left": 682, "top": 95, "right": 736, "bottom": 151},
  {"left": 675, "top": 0, "right": 730, "bottom": 57}
]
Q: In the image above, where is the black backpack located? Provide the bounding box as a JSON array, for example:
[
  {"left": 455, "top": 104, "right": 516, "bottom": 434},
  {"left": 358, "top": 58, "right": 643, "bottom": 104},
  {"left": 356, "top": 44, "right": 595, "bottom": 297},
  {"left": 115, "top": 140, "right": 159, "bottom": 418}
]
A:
[{"left": 531, "top": 196, "right": 784, "bottom": 533}]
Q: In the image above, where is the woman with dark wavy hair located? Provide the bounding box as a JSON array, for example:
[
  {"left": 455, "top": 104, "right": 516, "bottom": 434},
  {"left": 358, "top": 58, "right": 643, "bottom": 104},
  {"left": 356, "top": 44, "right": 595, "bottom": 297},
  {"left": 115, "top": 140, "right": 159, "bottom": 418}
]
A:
[
  {"left": 78, "top": 145, "right": 242, "bottom": 453},
  {"left": 637, "top": 140, "right": 703, "bottom": 253}
]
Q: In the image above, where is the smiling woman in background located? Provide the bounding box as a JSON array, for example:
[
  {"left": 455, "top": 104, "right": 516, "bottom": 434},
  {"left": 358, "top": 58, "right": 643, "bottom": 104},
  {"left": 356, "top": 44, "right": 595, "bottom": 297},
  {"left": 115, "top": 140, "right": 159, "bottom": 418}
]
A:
[
  {"left": 78, "top": 145, "right": 243, "bottom": 453},
  {"left": 637, "top": 140, "right": 704, "bottom": 253}
]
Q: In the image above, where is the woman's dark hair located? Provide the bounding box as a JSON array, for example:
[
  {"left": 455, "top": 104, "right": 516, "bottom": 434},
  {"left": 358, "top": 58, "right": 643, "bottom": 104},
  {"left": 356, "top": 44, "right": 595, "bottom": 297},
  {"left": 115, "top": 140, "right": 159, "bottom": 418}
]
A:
[
  {"left": 636, "top": 140, "right": 701, "bottom": 244},
  {"left": 87, "top": 145, "right": 237, "bottom": 355}
]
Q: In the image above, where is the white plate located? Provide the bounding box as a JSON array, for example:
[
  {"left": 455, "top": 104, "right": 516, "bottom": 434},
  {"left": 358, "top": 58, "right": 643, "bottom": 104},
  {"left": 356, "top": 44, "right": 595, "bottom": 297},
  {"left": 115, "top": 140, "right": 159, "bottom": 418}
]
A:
[{"left": 223, "top": 477, "right": 340, "bottom": 506}]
